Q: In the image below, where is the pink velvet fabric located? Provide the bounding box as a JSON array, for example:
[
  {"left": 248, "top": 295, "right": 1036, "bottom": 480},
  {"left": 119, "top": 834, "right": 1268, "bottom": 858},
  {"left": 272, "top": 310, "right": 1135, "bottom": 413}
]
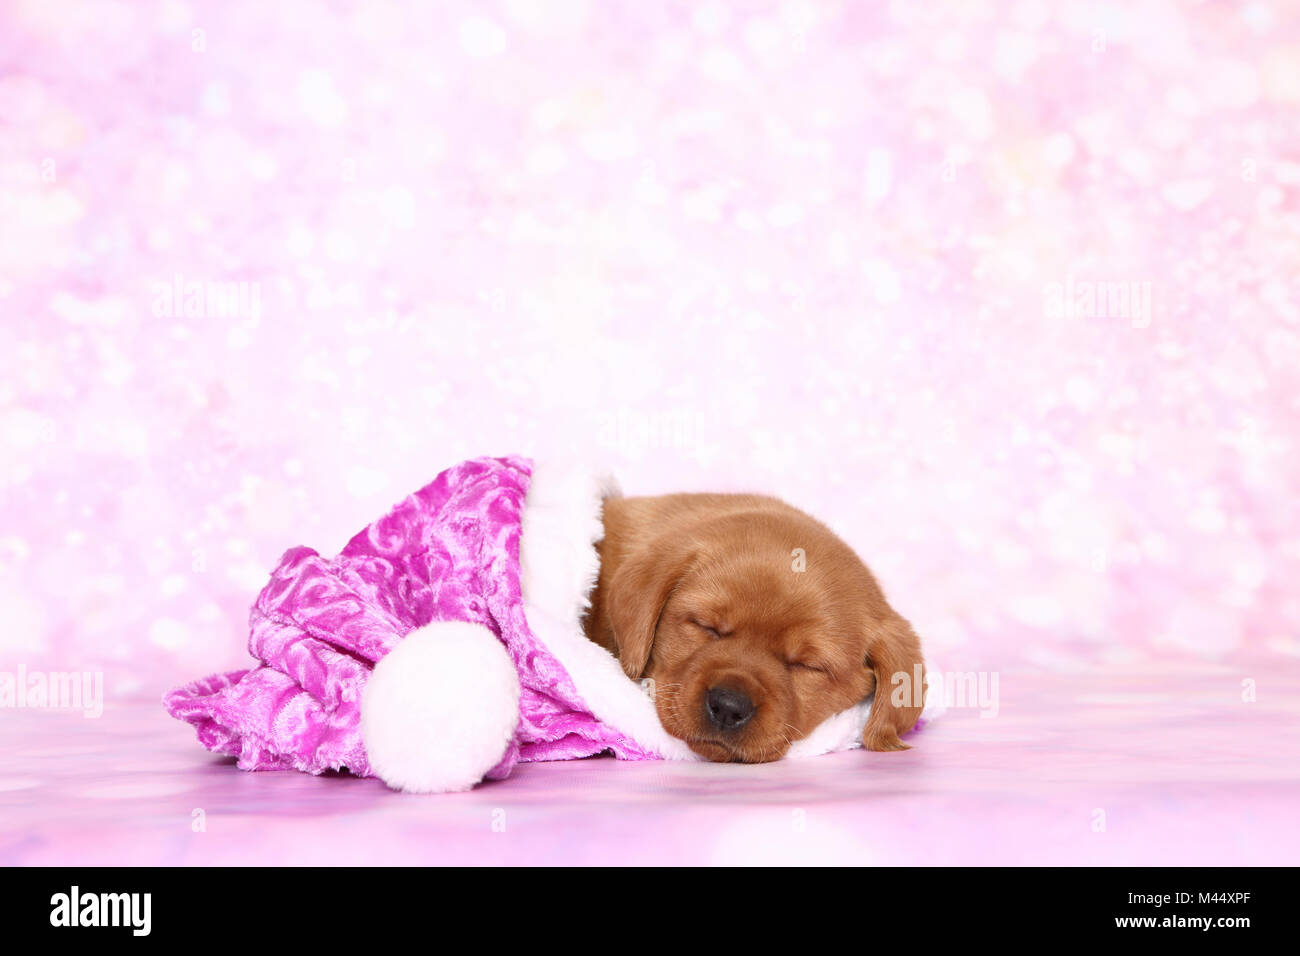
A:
[{"left": 164, "top": 455, "right": 658, "bottom": 782}]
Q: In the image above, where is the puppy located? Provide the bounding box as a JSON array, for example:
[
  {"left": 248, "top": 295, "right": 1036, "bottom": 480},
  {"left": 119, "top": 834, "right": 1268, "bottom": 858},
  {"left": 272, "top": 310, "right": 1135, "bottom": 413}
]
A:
[{"left": 583, "top": 493, "right": 925, "bottom": 762}]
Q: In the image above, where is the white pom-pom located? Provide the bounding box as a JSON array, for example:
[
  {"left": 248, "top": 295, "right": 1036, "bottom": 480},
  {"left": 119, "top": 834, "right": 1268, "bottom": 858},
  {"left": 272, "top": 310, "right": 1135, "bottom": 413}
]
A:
[{"left": 361, "top": 620, "right": 520, "bottom": 793}]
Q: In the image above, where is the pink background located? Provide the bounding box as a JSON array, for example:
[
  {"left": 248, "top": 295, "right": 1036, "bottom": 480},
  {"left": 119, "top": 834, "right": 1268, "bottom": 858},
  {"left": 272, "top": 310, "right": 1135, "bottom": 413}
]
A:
[
  {"left": 2, "top": 1, "right": 1298, "bottom": 865},
  {"left": 5, "top": 0, "right": 1298, "bottom": 689}
]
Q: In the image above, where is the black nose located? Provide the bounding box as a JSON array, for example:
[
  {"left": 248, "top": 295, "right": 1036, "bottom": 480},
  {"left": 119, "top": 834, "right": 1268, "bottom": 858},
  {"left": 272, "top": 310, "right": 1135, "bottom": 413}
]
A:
[{"left": 706, "top": 686, "right": 755, "bottom": 731}]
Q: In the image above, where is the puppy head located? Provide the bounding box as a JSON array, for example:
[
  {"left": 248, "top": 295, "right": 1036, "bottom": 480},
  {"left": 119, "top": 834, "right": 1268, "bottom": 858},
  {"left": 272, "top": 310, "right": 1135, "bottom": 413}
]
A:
[{"left": 605, "top": 508, "right": 924, "bottom": 762}]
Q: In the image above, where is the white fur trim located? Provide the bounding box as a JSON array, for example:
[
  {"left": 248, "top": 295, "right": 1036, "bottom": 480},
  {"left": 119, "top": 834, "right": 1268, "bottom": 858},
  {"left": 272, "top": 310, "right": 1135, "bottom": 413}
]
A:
[
  {"left": 787, "top": 699, "right": 873, "bottom": 758},
  {"left": 361, "top": 621, "right": 520, "bottom": 792},
  {"left": 519, "top": 462, "right": 699, "bottom": 760}
]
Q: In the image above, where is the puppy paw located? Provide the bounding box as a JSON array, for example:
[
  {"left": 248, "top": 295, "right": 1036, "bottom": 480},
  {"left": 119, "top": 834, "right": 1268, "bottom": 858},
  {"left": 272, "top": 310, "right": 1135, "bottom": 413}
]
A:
[{"left": 862, "top": 727, "right": 911, "bottom": 752}]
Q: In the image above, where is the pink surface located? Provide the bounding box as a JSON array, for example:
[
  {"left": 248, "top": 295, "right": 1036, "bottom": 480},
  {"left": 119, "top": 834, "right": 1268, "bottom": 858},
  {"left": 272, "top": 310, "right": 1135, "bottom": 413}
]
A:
[
  {"left": 3, "top": 662, "right": 1297, "bottom": 865},
  {"left": 3, "top": 1, "right": 1299, "bottom": 864}
]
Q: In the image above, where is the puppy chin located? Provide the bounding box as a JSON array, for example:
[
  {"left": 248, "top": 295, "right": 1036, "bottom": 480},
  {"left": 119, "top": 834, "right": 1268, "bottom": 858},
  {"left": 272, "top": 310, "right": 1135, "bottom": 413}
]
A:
[
  {"left": 696, "top": 737, "right": 791, "bottom": 764},
  {"left": 686, "top": 738, "right": 740, "bottom": 762},
  {"left": 675, "top": 723, "right": 792, "bottom": 763}
]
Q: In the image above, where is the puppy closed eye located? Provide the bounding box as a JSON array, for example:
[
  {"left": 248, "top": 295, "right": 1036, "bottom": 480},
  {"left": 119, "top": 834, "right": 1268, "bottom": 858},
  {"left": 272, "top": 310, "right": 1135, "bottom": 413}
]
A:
[
  {"left": 787, "top": 660, "right": 830, "bottom": 675},
  {"left": 691, "top": 620, "right": 726, "bottom": 639}
]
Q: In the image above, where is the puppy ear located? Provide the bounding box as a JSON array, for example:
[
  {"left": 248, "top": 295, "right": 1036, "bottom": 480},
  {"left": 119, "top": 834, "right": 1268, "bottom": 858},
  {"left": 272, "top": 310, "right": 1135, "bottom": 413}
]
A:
[
  {"left": 603, "top": 540, "right": 693, "bottom": 680},
  {"left": 861, "top": 615, "right": 925, "bottom": 752}
]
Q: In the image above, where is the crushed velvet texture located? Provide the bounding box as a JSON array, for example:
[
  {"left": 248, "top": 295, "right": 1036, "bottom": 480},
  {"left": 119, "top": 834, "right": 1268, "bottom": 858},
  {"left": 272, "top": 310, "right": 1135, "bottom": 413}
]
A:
[{"left": 164, "top": 455, "right": 659, "bottom": 781}]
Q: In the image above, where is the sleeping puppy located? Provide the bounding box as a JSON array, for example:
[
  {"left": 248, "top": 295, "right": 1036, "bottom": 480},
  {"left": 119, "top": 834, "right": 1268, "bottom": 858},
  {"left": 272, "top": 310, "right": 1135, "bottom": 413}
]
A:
[{"left": 583, "top": 493, "right": 925, "bottom": 762}]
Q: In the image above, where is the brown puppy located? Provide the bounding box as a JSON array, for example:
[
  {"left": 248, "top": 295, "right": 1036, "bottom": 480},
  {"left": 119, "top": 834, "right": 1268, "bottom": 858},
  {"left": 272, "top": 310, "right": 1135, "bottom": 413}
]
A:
[{"left": 583, "top": 493, "right": 925, "bottom": 762}]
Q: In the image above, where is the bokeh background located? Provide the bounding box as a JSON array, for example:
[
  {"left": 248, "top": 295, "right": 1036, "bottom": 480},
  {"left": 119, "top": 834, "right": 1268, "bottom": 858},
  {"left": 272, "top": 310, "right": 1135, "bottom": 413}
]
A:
[{"left": 2, "top": 0, "right": 1298, "bottom": 699}]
